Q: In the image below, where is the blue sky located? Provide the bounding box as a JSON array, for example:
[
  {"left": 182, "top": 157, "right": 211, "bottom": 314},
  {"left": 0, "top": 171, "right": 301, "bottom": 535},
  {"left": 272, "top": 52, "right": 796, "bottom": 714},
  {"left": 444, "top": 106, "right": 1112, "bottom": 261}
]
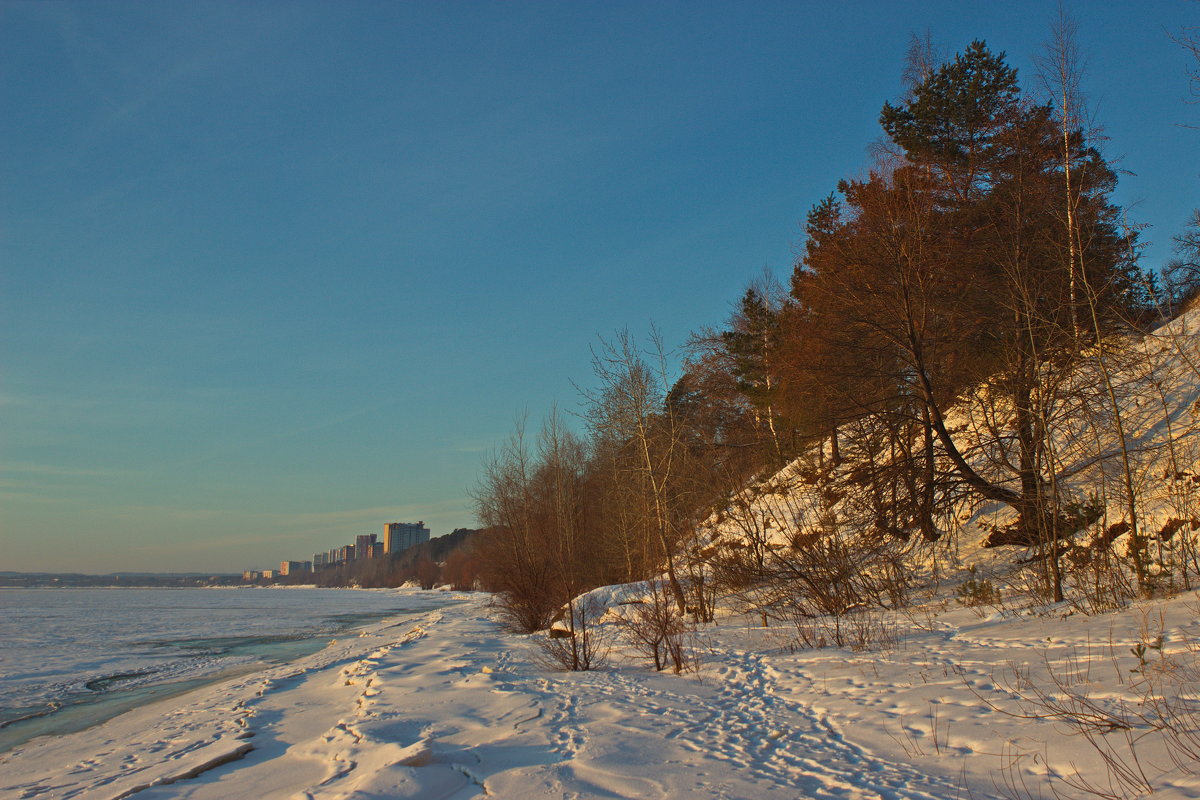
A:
[{"left": 2, "top": 1, "right": 1197, "bottom": 573}]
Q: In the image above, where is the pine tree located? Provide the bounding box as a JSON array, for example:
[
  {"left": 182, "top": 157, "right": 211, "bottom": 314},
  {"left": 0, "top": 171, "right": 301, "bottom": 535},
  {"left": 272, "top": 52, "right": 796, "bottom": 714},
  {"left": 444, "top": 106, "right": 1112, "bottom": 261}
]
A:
[
  {"left": 720, "top": 286, "right": 784, "bottom": 460},
  {"left": 880, "top": 40, "right": 1021, "bottom": 206},
  {"left": 782, "top": 41, "right": 1144, "bottom": 549}
]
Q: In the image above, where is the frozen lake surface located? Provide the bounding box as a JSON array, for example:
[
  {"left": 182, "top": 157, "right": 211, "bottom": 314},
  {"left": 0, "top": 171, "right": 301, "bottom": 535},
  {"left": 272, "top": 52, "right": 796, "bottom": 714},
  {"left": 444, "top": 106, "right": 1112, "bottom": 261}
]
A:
[{"left": 0, "top": 586, "right": 451, "bottom": 748}]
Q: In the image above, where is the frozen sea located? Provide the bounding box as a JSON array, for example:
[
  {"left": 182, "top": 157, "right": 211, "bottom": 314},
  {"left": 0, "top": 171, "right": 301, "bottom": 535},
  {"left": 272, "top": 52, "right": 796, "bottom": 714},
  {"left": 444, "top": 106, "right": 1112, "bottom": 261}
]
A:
[{"left": 0, "top": 586, "right": 453, "bottom": 751}]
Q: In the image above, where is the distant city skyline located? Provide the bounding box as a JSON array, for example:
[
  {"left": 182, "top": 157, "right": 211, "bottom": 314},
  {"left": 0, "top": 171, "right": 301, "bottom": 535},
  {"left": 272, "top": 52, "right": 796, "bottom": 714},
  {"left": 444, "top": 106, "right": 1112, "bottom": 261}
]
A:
[{"left": 2, "top": 1, "right": 1196, "bottom": 572}]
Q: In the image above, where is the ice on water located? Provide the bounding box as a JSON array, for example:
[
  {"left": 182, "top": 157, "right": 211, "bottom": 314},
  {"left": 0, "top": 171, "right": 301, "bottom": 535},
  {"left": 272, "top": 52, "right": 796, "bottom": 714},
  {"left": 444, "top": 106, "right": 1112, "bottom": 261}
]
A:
[{"left": 0, "top": 587, "right": 426, "bottom": 726}]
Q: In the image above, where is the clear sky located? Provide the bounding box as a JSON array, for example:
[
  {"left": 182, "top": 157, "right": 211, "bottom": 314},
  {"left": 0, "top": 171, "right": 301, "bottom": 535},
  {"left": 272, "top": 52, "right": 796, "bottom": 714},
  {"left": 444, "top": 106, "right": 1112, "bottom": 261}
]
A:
[{"left": 2, "top": 1, "right": 1197, "bottom": 574}]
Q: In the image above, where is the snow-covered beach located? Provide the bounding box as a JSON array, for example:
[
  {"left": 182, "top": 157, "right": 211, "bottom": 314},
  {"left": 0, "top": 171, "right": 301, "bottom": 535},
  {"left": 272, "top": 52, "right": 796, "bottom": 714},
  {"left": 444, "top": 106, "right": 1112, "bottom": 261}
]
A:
[
  {"left": 5, "top": 587, "right": 1200, "bottom": 800},
  {"left": 0, "top": 587, "right": 453, "bottom": 751}
]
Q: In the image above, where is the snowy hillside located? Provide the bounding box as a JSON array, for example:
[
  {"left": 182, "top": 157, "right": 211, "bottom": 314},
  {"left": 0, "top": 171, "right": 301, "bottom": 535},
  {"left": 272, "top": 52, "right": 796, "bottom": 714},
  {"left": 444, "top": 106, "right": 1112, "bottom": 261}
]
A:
[{"left": 694, "top": 308, "right": 1200, "bottom": 603}]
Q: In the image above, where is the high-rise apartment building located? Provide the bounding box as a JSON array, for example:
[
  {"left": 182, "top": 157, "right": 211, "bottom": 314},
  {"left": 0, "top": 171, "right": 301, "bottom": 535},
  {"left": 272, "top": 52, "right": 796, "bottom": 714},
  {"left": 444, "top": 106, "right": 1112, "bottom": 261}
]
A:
[
  {"left": 355, "top": 533, "right": 377, "bottom": 561},
  {"left": 384, "top": 521, "right": 430, "bottom": 555}
]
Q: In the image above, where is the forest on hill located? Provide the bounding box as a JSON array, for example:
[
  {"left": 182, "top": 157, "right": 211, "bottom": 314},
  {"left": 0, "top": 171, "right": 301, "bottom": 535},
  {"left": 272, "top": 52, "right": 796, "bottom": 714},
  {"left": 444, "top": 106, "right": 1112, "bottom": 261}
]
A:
[{"left": 471, "top": 27, "right": 1200, "bottom": 646}]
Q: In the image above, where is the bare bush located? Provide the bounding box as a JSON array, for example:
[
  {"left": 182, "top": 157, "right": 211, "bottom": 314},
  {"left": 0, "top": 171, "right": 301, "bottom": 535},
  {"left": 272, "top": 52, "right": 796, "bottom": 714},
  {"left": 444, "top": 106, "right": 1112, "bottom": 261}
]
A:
[
  {"left": 788, "top": 608, "right": 900, "bottom": 652},
  {"left": 492, "top": 572, "right": 559, "bottom": 634},
  {"left": 536, "top": 597, "right": 611, "bottom": 672},
  {"left": 710, "top": 457, "right": 914, "bottom": 631},
  {"left": 618, "top": 580, "right": 699, "bottom": 673},
  {"left": 981, "top": 624, "right": 1200, "bottom": 799}
]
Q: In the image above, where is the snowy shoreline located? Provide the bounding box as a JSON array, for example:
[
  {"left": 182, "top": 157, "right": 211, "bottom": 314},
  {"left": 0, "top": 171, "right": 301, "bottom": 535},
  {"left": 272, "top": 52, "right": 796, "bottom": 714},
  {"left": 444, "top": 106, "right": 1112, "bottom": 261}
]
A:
[
  {"left": 0, "top": 585, "right": 437, "bottom": 752},
  {"left": 0, "top": 590, "right": 475, "bottom": 799},
  {"left": 5, "top": 587, "right": 1200, "bottom": 799},
  {"left": 7, "top": 587, "right": 1200, "bottom": 800}
]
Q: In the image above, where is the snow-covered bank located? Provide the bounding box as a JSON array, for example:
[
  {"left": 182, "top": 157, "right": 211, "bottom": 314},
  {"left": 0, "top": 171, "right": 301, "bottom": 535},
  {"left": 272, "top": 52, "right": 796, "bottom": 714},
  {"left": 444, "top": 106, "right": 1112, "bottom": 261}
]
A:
[{"left": 5, "top": 588, "right": 1200, "bottom": 799}]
